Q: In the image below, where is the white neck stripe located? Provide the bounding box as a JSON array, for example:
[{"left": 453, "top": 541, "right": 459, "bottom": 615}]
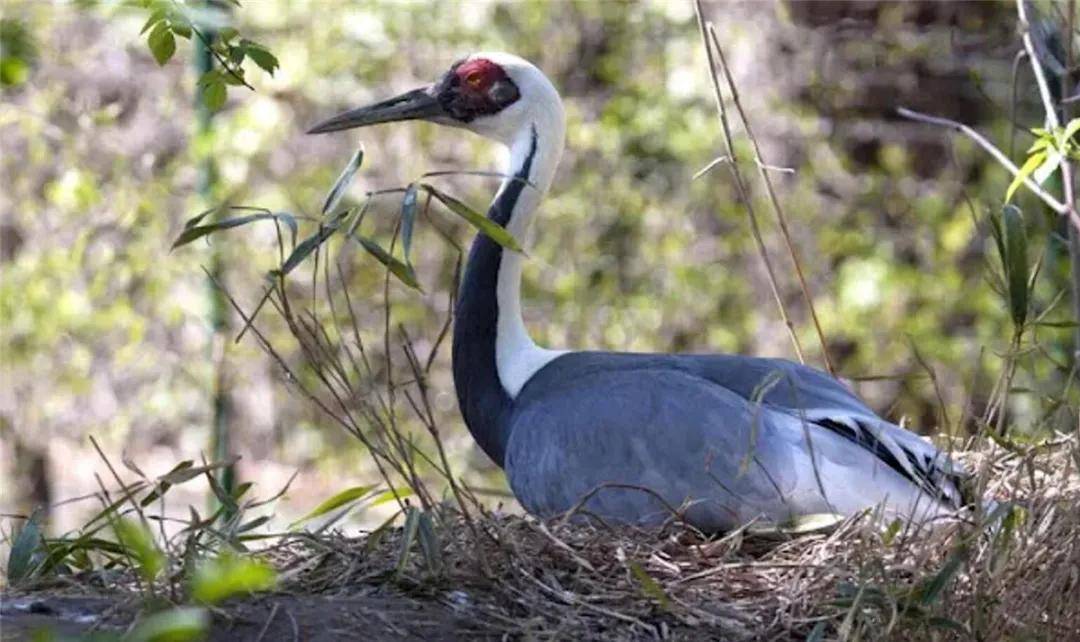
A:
[{"left": 494, "top": 118, "right": 568, "bottom": 398}]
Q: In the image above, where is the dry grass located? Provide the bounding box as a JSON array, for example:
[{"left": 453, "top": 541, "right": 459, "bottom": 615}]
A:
[{"left": 230, "top": 432, "right": 1073, "bottom": 641}]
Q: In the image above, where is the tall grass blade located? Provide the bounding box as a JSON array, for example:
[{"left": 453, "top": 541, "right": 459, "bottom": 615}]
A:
[{"left": 322, "top": 146, "right": 364, "bottom": 216}]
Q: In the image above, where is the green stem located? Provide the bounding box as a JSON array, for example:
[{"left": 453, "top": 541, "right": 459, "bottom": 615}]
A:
[{"left": 194, "top": 18, "right": 235, "bottom": 508}]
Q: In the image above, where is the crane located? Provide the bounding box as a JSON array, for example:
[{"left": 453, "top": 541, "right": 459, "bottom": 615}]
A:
[{"left": 308, "top": 53, "right": 971, "bottom": 531}]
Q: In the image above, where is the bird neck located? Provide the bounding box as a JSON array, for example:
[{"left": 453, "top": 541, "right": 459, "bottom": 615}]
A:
[{"left": 452, "top": 114, "right": 566, "bottom": 466}]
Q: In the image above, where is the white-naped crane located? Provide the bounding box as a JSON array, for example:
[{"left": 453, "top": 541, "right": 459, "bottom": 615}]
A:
[{"left": 308, "top": 53, "right": 972, "bottom": 531}]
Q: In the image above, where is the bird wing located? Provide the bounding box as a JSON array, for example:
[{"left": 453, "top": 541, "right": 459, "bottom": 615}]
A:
[
  {"left": 684, "top": 354, "right": 968, "bottom": 507},
  {"left": 508, "top": 359, "right": 956, "bottom": 530},
  {"left": 515, "top": 352, "right": 968, "bottom": 512}
]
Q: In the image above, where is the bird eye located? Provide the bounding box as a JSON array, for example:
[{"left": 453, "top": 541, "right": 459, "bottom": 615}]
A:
[{"left": 465, "top": 71, "right": 483, "bottom": 87}]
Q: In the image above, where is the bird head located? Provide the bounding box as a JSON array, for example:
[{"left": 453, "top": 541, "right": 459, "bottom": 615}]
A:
[{"left": 307, "top": 52, "right": 562, "bottom": 145}]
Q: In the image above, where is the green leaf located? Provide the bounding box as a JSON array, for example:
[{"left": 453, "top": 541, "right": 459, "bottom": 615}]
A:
[
  {"left": 123, "top": 606, "right": 208, "bottom": 642},
  {"left": 1005, "top": 150, "right": 1045, "bottom": 203},
  {"left": 202, "top": 77, "right": 226, "bottom": 111},
  {"left": 395, "top": 507, "right": 421, "bottom": 575},
  {"left": 171, "top": 212, "right": 296, "bottom": 249},
  {"left": 113, "top": 518, "right": 165, "bottom": 582},
  {"left": 167, "top": 11, "right": 192, "bottom": 40},
  {"left": 400, "top": 183, "right": 419, "bottom": 264},
  {"left": 228, "top": 44, "right": 246, "bottom": 66},
  {"left": 352, "top": 234, "right": 422, "bottom": 291},
  {"left": 421, "top": 184, "right": 522, "bottom": 252},
  {"left": 806, "top": 622, "right": 827, "bottom": 642},
  {"left": 147, "top": 22, "right": 176, "bottom": 66},
  {"left": 369, "top": 488, "right": 414, "bottom": 507},
  {"left": 280, "top": 223, "right": 340, "bottom": 275},
  {"left": 289, "top": 485, "right": 376, "bottom": 529},
  {"left": 322, "top": 147, "right": 364, "bottom": 215},
  {"left": 241, "top": 40, "right": 278, "bottom": 75},
  {"left": 191, "top": 554, "right": 277, "bottom": 604},
  {"left": 1062, "top": 118, "right": 1080, "bottom": 147},
  {"left": 628, "top": 561, "right": 671, "bottom": 610},
  {"left": 218, "top": 27, "right": 238, "bottom": 43},
  {"left": 416, "top": 511, "right": 441, "bottom": 573},
  {"left": 139, "top": 8, "right": 167, "bottom": 35},
  {"left": 1033, "top": 149, "right": 1062, "bottom": 184},
  {"left": 7, "top": 511, "right": 44, "bottom": 583},
  {"left": 915, "top": 545, "right": 967, "bottom": 606},
  {"left": 1000, "top": 205, "right": 1029, "bottom": 329}
]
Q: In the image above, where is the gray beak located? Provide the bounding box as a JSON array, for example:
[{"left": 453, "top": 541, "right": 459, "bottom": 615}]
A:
[{"left": 306, "top": 86, "right": 445, "bottom": 134}]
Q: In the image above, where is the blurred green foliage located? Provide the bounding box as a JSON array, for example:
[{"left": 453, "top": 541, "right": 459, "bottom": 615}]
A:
[{"left": 1, "top": 1, "right": 1076, "bottom": 527}]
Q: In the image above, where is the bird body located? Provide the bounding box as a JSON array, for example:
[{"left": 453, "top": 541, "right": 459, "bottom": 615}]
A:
[{"left": 309, "top": 52, "right": 969, "bottom": 531}]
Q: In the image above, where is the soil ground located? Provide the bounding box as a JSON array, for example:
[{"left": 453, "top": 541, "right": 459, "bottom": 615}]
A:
[{"left": 1, "top": 590, "right": 492, "bottom": 641}]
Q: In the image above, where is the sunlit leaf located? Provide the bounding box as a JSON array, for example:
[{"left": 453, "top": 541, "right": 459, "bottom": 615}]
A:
[
  {"left": 352, "top": 234, "right": 422, "bottom": 291},
  {"left": 1005, "top": 150, "right": 1045, "bottom": 203},
  {"left": 123, "top": 607, "right": 208, "bottom": 642},
  {"left": 1062, "top": 118, "right": 1080, "bottom": 147},
  {"left": 202, "top": 77, "right": 226, "bottom": 111},
  {"left": 1032, "top": 149, "right": 1062, "bottom": 185},
  {"left": 139, "top": 8, "right": 166, "bottom": 35},
  {"left": 147, "top": 22, "right": 175, "bottom": 66},
  {"left": 322, "top": 146, "right": 364, "bottom": 215},
  {"left": 113, "top": 518, "right": 165, "bottom": 582},
  {"left": 420, "top": 183, "right": 522, "bottom": 252},
  {"left": 191, "top": 554, "right": 277, "bottom": 604},
  {"left": 289, "top": 485, "right": 377, "bottom": 529}
]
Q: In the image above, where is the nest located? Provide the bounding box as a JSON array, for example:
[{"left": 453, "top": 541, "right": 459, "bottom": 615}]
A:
[{"left": 257, "top": 437, "right": 1080, "bottom": 641}]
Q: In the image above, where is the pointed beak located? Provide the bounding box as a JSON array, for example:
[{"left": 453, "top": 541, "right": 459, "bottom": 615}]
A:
[{"left": 307, "top": 86, "right": 446, "bottom": 134}]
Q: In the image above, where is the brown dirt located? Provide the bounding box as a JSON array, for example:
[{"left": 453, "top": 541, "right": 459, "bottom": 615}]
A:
[{"left": 1, "top": 590, "right": 491, "bottom": 641}]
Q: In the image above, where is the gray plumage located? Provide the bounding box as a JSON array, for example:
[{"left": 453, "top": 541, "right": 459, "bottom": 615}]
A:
[{"left": 507, "top": 352, "right": 965, "bottom": 531}]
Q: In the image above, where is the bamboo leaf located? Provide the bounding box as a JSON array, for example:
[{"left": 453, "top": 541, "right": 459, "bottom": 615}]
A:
[
  {"left": 171, "top": 212, "right": 297, "bottom": 249},
  {"left": 191, "top": 554, "right": 276, "bottom": 604},
  {"left": 420, "top": 183, "right": 522, "bottom": 252},
  {"left": 1032, "top": 149, "right": 1062, "bottom": 185},
  {"left": 395, "top": 507, "right": 421, "bottom": 575},
  {"left": 352, "top": 234, "right": 422, "bottom": 291},
  {"left": 322, "top": 147, "right": 364, "bottom": 215},
  {"left": 280, "top": 223, "right": 340, "bottom": 275},
  {"left": 113, "top": 518, "right": 165, "bottom": 582},
  {"left": 1000, "top": 205, "right": 1029, "bottom": 328},
  {"left": 289, "top": 485, "right": 377, "bottom": 529},
  {"left": 1005, "top": 150, "right": 1045, "bottom": 203},
  {"left": 400, "top": 183, "right": 419, "bottom": 264},
  {"left": 1062, "top": 117, "right": 1080, "bottom": 147},
  {"left": 416, "top": 511, "right": 441, "bottom": 573},
  {"left": 7, "top": 511, "right": 44, "bottom": 583},
  {"left": 628, "top": 561, "right": 671, "bottom": 610}
]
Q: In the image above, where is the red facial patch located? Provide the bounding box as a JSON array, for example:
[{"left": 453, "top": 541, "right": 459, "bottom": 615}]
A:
[{"left": 454, "top": 58, "right": 507, "bottom": 92}]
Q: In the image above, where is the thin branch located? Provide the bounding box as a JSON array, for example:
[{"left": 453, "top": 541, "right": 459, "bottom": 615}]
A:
[
  {"left": 693, "top": 0, "right": 807, "bottom": 365},
  {"left": 897, "top": 107, "right": 1080, "bottom": 234},
  {"left": 1017, "top": 0, "right": 1061, "bottom": 130},
  {"left": 706, "top": 21, "right": 837, "bottom": 377}
]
